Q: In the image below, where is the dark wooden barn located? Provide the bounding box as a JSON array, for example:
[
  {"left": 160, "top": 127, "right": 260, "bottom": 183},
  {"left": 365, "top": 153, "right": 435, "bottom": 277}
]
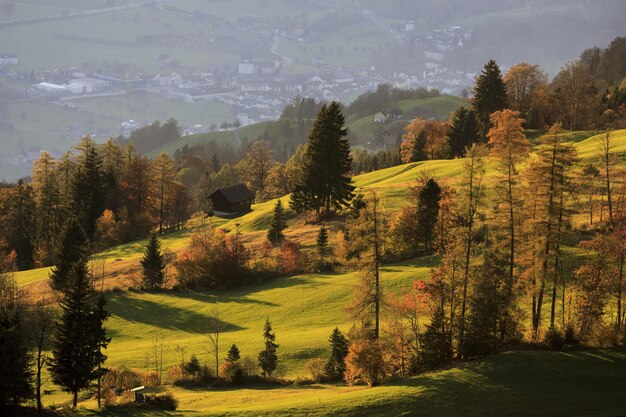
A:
[{"left": 208, "top": 183, "right": 255, "bottom": 215}]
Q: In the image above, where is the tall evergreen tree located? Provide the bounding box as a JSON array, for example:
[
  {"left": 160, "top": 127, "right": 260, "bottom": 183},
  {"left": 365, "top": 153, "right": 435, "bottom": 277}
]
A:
[
  {"left": 49, "top": 219, "right": 89, "bottom": 292},
  {"left": 258, "top": 318, "right": 279, "bottom": 377},
  {"left": 0, "top": 270, "right": 33, "bottom": 407},
  {"left": 292, "top": 102, "right": 355, "bottom": 217},
  {"left": 446, "top": 107, "right": 481, "bottom": 158},
  {"left": 416, "top": 179, "right": 442, "bottom": 252},
  {"left": 3, "top": 180, "right": 36, "bottom": 270},
  {"left": 472, "top": 60, "right": 509, "bottom": 138},
  {"left": 140, "top": 233, "right": 166, "bottom": 288},
  {"left": 324, "top": 327, "right": 349, "bottom": 379},
  {"left": 267, "top": 200, "right": 287, "bottom": 245},
  {"left": 72, "top": 138, "right": 106, "bottom": 239},
  {"left": 316, "top": 226, "right": 329, "bottom": 265},
  {"left": 49, "top": 261, "right": 108, "bottom": 409}
]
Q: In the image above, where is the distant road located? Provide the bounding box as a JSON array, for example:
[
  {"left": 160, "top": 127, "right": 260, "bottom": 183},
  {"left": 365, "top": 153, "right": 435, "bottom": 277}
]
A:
[
  {"left": 270, "top": 36, "right": 294, "bottom": 67},
  {"left": 1, "top": 0, "right": 171, "bottom": 27}
]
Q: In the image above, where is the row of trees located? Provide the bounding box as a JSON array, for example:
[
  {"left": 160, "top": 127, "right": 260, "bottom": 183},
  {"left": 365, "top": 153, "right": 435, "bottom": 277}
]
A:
[
  {"left": 0, "top": 137, "right": 190, "bottom": 270},
  {"left": 401, "top": 43, "right": 626, "bottom": 164}
]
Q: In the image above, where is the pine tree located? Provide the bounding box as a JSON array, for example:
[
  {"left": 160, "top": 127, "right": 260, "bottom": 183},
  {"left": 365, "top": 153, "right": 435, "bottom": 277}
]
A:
[
  {"left": 49, "top": 218, "right": 89, "bottom": 292},
  {"left": 267, "top": 200, "right": 287, "bottom": 245},
  {"left": 324, "top": 327, "right": 349, "bottom": 379},
  {"left": 72, "top": 138, "right": 106, "bottom": 239},
  {"left": 473, "top": 60, "right": 509, "bottom": 138},
  {"left": 226, "top": 344, "right": 241, "bottom": 363},
  {"left": 446, "top": 107, "right": 480, "bottom": 158},
  {"left": 258, "top": 318, "right": 279, "bottom": 377},
  {"left": 316, "top": 227, "right": 329, "bottom": 265},
  {"left": 141, "top": 233, "right": 166, "bottom": 288},
  {"left": 416, "top": 179, "right": 442, "bottom": 252},
  {"left": 292, "top": 102, "right": 355, "bottom": 217},
  {"left": 410, "top": 130, "right": 428, "bottom": 162},
  {"left": 0, "top": 271, "right": 33, "bottom": 407},
  {"left": 462, "top": 250, "right": 509, "bottom": 358},
  {"left": 49, "top": 261, "right": 107, "bottom": 409},
  {"left": 4, "top": 180, "right": 36, "bottom": 270}
]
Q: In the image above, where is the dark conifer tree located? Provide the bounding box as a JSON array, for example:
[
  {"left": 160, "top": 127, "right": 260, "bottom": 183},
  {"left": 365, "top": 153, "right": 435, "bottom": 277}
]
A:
[
  {"left": 72, "top": 142, "right": 106, "bottom": 239},
  {"left": 258, "top": 318, "right": 279, "bottom": 377},
  {"left": 316, "top": 227, "right": 329, "bottom": 264},
  {"left": 462, "top": 250, "right": 509, "bottom": 358},
  {"left": 447, "top": 107, "right": 481, "bottom": 157},
  {"left": 140, "top": 233, "right": 166, "bottom": 288},
  {"left": 416, "top": 179, "right": 442, "bottom": 252},
  {"left": 267, "top": 200, "right": 287, "bottom": 245},
  {"left": 292, "top": 102, "right": 355, "bottom": 217},
  {"left": 49, "top": 261, "right": 108, "bottom": 409},
  {"left": 4, "top": 180, "right": 36, "bottom": 270},
  {"left": 0, "top": 273, "right": 33, "bottom": 407},
  {"left": 324, "top": 327, "right": 349, "bottom": 379},
  {"left": 410, "top": 130, "right": 428, "bottom": 162},
  {"left": 49, "top": 218, "right": 89, "bottom": 292},
  {"left": 473, "top": 60, "right": 509, "bottom": 138},
  {"left": 226, "top": 344, "right": 241, "bottom": 363},
  {"left": 421, "top": 306, "right": 452, "bottom": 368}
]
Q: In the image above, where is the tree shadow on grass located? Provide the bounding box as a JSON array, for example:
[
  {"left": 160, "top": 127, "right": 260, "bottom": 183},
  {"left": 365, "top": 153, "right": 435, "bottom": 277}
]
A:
[
  {"left": 108, "top": 292, "right": 244, "bottom": 333},
  {"left": 386, "top": 349, "right": 626, "bottom": 416}
]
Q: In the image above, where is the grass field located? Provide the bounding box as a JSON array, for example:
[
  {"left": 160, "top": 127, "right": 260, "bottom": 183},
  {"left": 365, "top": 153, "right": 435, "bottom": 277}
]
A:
[{"left": 16, "top": 128, "right": 626, "bottom": 415}]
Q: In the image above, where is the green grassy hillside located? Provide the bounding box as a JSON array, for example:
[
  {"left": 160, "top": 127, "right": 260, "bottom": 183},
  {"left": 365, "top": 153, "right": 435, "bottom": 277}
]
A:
[{"left": 17, "top": 128, "right": 626, "bottom": 414}]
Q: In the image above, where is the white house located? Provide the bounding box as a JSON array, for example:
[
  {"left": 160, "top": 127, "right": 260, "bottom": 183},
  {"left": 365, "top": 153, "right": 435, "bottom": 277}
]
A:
[
  {"left": 238, "top": 60, "right": 256, "bottom": 75},
  {"left": 374, "top": 112, "right": 388, "bottom": 124}
]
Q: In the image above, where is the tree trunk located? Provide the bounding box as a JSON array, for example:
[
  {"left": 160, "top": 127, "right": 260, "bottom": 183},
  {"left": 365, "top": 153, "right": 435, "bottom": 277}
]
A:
[{"left": 73, "top": 391, "right": 78, "bottom": 409}]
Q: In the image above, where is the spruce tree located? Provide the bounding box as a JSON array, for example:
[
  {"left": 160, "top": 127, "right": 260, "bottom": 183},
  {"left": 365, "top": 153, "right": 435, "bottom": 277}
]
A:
[
  {"left": 49, "top": 261, "right": 108, "bottom": 409},
  {"left": 258, "top": 318, "right": 278, "bottom": 377},
  {"left": 421, "top": 307, "right": 452, "bottom": 368},
  {"left": 226, "top": 344, "right": 241, "bottom": 363},
  {"left": 410, "top": 130, "right": 428, "bottom": 162},
  {"left": 324, "top": 327, "right": 349, "bottom": 379},
  {"left": 5, "top": 179, "right": 36, "bottom": 270},
  {"left": 416, "top": 179, "right": 442, "bottom": 252},
  {"left": 316, "top": 227, "right": 329, "bottom": 265},
  {"left": 49, "top": 218, "right": 89, "bottom": 292},
  {"left": 0, "top": 273, "right": 33, "bottom": 407},
  {"left": 267, "top": 200, "right": 287, "bottom": 245},
  {"left": 473, "top": 60, "right": 509, "bottom": 138},
  {"left": 292, "top": 102, "right": 355, "bottom": 217},
  {"left": 140, "top": 233, "right": 166, "bottom": 288},
  {"left": 446, "top": 107, "right": 480, "bottom": 157},
  {"left": 72, "top": 140, "right": 106, "bottom": 239}
]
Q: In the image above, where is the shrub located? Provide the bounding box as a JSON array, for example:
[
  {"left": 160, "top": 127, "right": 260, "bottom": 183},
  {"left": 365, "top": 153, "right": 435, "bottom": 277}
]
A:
[
  {"left": 102, "top": 366, "right": 143, "bottom": 392},
  {"left": 305, "top": 358, "right": 326, "bottom": 382},
  {"left": 145, "top": 392, "right": 178, "bottom": 411},
  {"left": 220, "top": 361, "right": 244, "bottom": 384},
  {"left": 544, "top": 327, "right": 564, "bottom": 351},
  {"left": 280, "top": 241, "right": 303, "bottom": 275},
  {"left": 344, "top": 339, "right": 390, "bottom": 387},
  {"left": 240, "top": 356, "right": 258, "bottom": 376}
]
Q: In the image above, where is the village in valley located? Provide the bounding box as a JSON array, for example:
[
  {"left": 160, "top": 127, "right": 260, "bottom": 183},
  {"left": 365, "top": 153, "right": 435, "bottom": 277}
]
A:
[{"left": 0, "top": 7, "right": 474, "bottom": 172}]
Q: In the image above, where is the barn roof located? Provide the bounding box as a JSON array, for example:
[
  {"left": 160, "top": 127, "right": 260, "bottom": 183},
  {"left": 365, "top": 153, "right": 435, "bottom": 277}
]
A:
[{"left": 209, "top": 183, "right": 254, "bottom": 203}]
